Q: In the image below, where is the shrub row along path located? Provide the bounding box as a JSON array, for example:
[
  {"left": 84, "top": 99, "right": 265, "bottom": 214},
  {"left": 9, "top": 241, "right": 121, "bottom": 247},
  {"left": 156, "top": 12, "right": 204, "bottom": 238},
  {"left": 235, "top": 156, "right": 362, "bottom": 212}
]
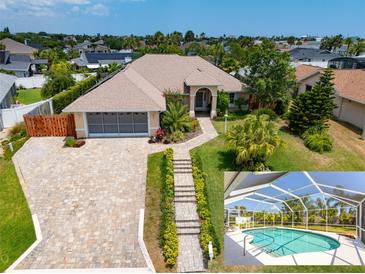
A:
[
  {"left": 11, "top": 117, "right": 217, "bottom": 271},
  {"left": 173, "top": 117, "right": 218, "bottom": 272}
]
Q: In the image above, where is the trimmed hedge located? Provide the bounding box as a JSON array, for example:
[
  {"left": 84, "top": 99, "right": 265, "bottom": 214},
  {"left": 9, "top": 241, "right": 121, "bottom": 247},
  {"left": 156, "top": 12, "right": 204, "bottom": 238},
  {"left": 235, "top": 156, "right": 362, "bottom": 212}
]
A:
[
  {"left": 303, "top": 129, "right": 333, "bottom": 153},
  {"left": 160, "top": 148, "right": 178, "bottom": 267},
  {"left": 191, "top": 153, "right": 221, "bottom": 259},
  {"left": 53, "top": 76, "right": 97, "bottom": 114}
]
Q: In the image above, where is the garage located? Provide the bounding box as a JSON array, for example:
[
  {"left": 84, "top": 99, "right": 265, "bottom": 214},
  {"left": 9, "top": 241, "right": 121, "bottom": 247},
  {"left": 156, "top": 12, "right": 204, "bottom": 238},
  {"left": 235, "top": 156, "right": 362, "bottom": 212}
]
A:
[{"left": 86, "top": 112, "right": 149, "bottom": 137}]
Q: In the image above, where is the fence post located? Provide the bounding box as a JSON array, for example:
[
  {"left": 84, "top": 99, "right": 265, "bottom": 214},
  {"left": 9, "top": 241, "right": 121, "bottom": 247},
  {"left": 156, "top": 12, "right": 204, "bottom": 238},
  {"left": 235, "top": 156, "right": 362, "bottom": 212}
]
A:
[{"left": 49, "top": 99, "right": 54, "bottom": 115}]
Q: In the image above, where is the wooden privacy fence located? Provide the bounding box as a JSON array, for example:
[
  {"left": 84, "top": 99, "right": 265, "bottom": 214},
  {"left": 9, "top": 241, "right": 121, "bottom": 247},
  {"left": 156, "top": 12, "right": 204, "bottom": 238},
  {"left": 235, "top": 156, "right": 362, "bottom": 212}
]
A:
[{"left": 24, "top": 114, "right": 76, "bottom": 137}]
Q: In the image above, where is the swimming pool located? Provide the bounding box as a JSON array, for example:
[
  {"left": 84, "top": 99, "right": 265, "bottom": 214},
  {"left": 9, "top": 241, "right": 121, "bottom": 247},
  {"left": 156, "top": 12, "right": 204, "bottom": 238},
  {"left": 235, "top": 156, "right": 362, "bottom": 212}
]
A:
[{"left": 243, "top": 228, "right": 340, "bottom": 257}]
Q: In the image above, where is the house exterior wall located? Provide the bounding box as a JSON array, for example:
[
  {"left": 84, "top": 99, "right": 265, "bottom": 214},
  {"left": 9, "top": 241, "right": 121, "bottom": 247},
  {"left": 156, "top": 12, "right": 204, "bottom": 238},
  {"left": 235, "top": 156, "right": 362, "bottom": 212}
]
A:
[
  {"left": 148, "top": 111, "right": 160, "bottom": 135},
  {"left": 336, "top": 97, "right": 365, "bottom": 129},
  {"left": 188, "top": 85, "right": 218, "bottom": 118},
  {"left": 0, "top": 83, "right": 16, "bottom": 109},
  {"left": 74, "top": 112, "right": 87, "bottom": 139},
  {"left": 298, "top": 74, "right": 365, "bottom": 131}
]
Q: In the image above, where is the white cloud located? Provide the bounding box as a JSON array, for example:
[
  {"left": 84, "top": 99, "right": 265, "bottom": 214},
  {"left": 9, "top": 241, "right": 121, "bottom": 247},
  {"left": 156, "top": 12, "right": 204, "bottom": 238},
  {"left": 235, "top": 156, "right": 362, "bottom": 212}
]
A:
[
  {"left": 85, "top": 3, "right": 108, "bottom": 16},
  {"left": 63, "top": 0, "right": 90, "bottom": 4},
  {"left": 70, "top": 5, "right": 80, "bottom": 12}
]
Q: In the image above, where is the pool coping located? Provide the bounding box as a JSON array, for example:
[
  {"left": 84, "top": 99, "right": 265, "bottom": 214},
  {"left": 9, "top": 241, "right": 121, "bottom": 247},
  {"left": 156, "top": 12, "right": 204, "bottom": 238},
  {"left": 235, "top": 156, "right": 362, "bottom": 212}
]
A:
[{"left": 225, "top": 226, "right": 365, "bottom": 265}]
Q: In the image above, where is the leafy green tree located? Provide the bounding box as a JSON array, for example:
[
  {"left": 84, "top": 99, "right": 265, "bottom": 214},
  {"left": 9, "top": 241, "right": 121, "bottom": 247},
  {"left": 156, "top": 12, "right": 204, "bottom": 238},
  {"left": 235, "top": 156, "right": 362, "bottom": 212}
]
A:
[
  {"left": 216, "top": 91, "right": 230, "bottom": 116},
  {"left": 287, "top": 36, "right": 296, "bottom": 46},
  {"left": 349, "top": 41, "right": 365, "bottom": 56},
  {"left": 225, "top": 114, "right": 281, "bottom": 170},
  {"left": 161, "top": 102, "right": 192, "bottom": 133},
  {"left": 289, "top": 69, "right": 337, "bottom": 135},
  {"left": 244, "top": 40, "right": 296, "bottom": 110},
  {"left": 184, "top": 30, "right": 195, "bottom": 43},
  {"left": 41, "top": 61, "right": 75, "bottom": 98},
  {"left": 221, "top": 56, "right": 240, "bottom": 73},
  {"left": 0, "top": 42, "right": 5, "bottom": 50},
  {"left": 35, "top": 48, "right": 67, "bottom": 64},
  {"left": 207, "top": 43, "right": 224, "bottom": 66}
]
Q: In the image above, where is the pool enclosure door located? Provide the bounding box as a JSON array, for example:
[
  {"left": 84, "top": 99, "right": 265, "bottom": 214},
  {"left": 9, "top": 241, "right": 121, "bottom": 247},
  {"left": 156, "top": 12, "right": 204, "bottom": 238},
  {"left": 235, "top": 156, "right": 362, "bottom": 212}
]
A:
[{"left": 86, "top": 112, "right": 149, "bottom": 137}]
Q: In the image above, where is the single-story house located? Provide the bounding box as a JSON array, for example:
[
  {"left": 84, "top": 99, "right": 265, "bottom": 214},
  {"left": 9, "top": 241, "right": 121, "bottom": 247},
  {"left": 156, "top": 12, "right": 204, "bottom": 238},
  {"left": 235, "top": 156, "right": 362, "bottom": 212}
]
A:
[
  {"left": 0, "top": 73, "right": 17, "bottom": 130},
  {"left": 296, "top": 64, "right": 365, "bottom": 132},
  {"left": 0, "top": 38, "right": 38, "bottom": 57},
  {"left": 63, "top": 54, "right": 243, "bottom": 138},
  {"left": 71, "top": 52, "right": 133, "bottom": 69},
  {"left": 0, "top": 50, "right": 48, "bottom": 77},
  {"left": 290, "top": 48, "right": 340, "bottom": 68}
]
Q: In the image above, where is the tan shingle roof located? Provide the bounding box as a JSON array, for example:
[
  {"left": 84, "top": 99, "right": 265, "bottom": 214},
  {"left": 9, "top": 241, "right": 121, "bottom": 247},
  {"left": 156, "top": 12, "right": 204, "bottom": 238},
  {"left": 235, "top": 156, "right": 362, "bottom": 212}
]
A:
[
  {"left": 0, "top": 38, "right": 37, "bottom": 56},
  {"left": 129, "top": 54, "right": 242, "bottom": 92},
  {"left": 295, "top": 64, "right": 321, "bottom": 81},
  {"left": 333, "top": 69, "right": 365, "bottom": 104},
  {"left": 296, "top": 65, "right": 365, "bottom": 104},
  {"left": 63, "top": 71, "right": 166, "bottom": 112},
  {"left": 185, "top": 69, "right": 221, "bottom": 86},
  {"left": 63, "top": 54, "right": 242, "bottom": 113}
]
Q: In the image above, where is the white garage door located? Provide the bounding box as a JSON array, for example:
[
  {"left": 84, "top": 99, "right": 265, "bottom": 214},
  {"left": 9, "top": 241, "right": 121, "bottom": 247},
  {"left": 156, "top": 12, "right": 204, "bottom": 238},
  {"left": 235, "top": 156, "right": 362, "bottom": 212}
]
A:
[{"left": 86, "top": 112, "right": 148, "bottom": 137}]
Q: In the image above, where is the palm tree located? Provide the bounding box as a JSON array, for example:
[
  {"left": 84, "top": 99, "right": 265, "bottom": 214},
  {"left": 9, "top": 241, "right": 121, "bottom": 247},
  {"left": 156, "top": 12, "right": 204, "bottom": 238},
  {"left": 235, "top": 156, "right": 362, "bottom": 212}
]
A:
[
  {"left": 225, "top": 114, "right": 281, "bottom": 170},
  {"left": 161, "top": 102, "right": 192, "bottom": 133},
  {"left": 349, "top": 42, "right": 365, "bottom": 56},
  {"left": 344, "top": 37, "right": 353, "bottom": 56}
]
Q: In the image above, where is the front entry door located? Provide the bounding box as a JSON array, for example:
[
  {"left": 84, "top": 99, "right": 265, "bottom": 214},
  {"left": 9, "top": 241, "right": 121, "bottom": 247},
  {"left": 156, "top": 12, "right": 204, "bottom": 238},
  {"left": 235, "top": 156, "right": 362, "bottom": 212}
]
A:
[{"left": 196, "top": 91, "right": 204, "bottom": 108}]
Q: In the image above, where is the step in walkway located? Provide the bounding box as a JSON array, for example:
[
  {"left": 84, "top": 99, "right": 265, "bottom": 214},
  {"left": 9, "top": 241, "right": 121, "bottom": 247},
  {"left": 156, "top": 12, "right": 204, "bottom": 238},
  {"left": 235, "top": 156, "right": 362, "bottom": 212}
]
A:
[{"left": 173, "top": 149, "right": 205, "bottom": 272}]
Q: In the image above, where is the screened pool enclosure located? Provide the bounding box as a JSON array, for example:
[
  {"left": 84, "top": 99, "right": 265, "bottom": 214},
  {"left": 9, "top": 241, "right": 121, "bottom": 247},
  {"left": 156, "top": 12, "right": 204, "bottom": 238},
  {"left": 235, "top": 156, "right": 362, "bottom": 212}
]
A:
[{"left": 224, "top": 172, "right": 365, "bottom": 244}]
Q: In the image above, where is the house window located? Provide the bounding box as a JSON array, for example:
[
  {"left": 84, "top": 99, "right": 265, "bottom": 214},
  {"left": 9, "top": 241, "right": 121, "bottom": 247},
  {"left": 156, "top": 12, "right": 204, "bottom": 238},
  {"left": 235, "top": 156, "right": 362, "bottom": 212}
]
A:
[
  {"left": 305, "top": 85, "right": 312, "bottom": 91},
  {"left": 229, "top": 93, "right": 235, "bottom": 104}
]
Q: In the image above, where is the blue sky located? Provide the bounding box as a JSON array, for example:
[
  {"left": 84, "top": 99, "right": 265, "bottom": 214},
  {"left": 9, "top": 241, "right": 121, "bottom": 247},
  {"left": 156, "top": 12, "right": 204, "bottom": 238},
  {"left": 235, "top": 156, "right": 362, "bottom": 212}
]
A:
[{"left": 1, "top": 0, "right": 365, "bottom": 36}]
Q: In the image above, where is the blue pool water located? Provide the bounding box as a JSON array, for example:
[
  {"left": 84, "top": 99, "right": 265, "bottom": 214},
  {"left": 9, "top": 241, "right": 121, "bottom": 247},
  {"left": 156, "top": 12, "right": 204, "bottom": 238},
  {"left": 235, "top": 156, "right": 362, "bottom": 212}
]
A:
[{"left": 243, "top": 228, "right": 340, "bottom": 257}]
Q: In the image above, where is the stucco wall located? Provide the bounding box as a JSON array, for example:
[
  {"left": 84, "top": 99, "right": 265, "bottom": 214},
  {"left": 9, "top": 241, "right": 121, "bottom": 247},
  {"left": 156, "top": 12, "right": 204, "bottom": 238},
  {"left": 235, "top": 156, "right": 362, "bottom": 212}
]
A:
[
  {"left": 74, "top": 112, "right": 87, "bottom": 139},
  {"left": 149, "top": 111, "right": 160, "bottom": 136},
  {"left": 297, "top": 74, "right": 321, "bottom": 95},
  {"left": 337, "top": 98, "right": 365, "bottom": 129}
]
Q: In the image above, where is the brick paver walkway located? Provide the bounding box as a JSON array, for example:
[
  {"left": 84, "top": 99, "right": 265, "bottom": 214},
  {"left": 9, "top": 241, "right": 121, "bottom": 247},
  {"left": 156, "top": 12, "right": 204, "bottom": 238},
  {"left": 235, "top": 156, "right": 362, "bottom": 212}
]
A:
[
  {"left": 12, "top": 117, "right": 217, "bottom": 271},
  {"left": 172, "top": 117, "right": 218, "bottom": 272}
]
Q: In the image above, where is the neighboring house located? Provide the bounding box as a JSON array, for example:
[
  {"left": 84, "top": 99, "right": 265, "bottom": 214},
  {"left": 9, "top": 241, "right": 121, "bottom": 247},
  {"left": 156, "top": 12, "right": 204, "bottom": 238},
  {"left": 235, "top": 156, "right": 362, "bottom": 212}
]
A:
[
  {"left": 328, "top": 57, "right": 365, "bottom": 69},
  {"left": 296, "top": 64, "right": 365, "bottom": 132},
  {"left": 71, "top": 52, "right": 133, "bottom": 69},
  {"left": 63, "top": 54, "right": 243, "bottom": 138},
  {"left": 0, "top": 38, "right": 37, "bottom": 57},
  {"left": 289, "top": 48, "right": 340, "bottom": 68},
  {"left": 74, "top": 40, "right": 110, "bottom": 54},
  {"left": 0, "top": 50, "right": 48, "bottom": 77},
  {"left": 0, "top": 73, "right": 17, "bottom": 130}
]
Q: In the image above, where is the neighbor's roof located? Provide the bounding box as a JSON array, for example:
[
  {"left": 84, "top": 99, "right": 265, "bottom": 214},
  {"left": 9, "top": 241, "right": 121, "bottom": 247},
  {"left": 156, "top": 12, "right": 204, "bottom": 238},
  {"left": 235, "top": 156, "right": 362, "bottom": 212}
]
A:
[
  {"left": 0, "top": 61, "right": 31, "bottom": 71},
  {"left": 0, "top": 38, "right": 37, "bottom": 55},
  {"left": 0, "top": 72, "right": 17, "bottom": 102},
  {"left": 296, "top": 64, "right": 365, "bottom": 104},
  {"left": 295, "top": 64, "right": 322, "bottom": 81},
  {"left": 63, "top": 54, "right": 242, "bottom": 113},
  {"left": 84, "top": 52, "right": 131, "bottom": 64},
  {"left": 289, "top": 47, "right": 340, "bottom": 61},
  {"left": 63, "top": 67, "right": 166, "bottom": 112}
]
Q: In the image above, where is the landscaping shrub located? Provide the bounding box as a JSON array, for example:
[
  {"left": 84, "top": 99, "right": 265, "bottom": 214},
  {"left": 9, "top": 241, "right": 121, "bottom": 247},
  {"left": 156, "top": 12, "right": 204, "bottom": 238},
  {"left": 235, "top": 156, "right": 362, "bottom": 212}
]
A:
[
  {"left": 191, "top": 153, "right": 221, "bottom": 259},
  {"left": 168, "top": 130, "right": 185, "bottom": 143},
  {"left": 9, "top": 123, "right": 27, "bottom": 142},
  {"left": 53, "top": 76, "right": 97, "bottom": 113},
  {"left": 164, "top": 89, "right": 187, "bottom": 105},
  {"left": 64, "top": 136, "right": 76, "bottom": 147},
  {"left": 302, "top": 127, "right": 333, "bottom": 153},
  {"left": 161, "top": 102, "right": 192, "bottom": 134},
  {"left": 160, "top": 148, "right": 178, "bottom": 267},
  {"left": 2, "top": 137, "right": 29, "bottom": 160},
  {"left": 252, "top": 108, "right": 278, "bottom": 121},
  {"left": 216, "top": 91, "right": 230, "bottom": 116}
]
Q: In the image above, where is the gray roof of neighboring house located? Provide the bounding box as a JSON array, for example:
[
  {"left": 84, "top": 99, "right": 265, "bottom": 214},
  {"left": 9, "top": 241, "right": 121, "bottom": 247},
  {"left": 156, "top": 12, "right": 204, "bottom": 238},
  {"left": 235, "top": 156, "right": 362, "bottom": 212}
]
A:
[
  {"left": 289, "top": 48, "right": 340, "bottom": 61},
  {"left": 0, "top": 73, "right": 17, "bottom": 103},
  {"left": 0, "top": 61, "right": 31, "bottom": 71},
  {"left": 63, "top": 54, "right": 243, "bottom": 113},
  {"left": 84, "top": 52, "right": 132, "bottom": 64}
]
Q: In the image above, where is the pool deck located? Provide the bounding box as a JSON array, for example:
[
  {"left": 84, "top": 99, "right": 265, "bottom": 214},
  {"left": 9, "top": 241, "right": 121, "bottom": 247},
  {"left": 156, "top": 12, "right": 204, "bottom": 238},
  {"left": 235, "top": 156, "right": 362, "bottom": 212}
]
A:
[{"left": 224, "top": 227, "right": 365, "bottom": 265}]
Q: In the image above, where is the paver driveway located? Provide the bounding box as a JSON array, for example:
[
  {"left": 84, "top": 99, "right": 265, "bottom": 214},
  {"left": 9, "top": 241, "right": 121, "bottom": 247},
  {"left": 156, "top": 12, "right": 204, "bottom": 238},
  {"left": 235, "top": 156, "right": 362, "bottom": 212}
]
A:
[{"left": 13, "top": 137, "right": 162, "bottom": 270}]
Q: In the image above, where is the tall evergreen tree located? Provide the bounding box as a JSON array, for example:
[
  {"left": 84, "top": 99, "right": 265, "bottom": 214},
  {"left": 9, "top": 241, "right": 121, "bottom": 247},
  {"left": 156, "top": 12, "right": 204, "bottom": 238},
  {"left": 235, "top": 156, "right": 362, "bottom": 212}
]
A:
[{"left": 289, "top": 69, "right": 337, "bottom": 134}]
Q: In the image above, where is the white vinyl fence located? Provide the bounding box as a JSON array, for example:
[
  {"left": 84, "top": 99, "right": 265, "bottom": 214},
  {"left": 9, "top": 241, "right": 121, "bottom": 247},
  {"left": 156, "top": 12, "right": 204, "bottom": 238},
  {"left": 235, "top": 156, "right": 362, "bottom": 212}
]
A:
[
  {"left": 15, "top": 73, "right": 96, "bottom": 89},
  {"left": 0, "top": 99, "right": 53, "bottom": 129}
]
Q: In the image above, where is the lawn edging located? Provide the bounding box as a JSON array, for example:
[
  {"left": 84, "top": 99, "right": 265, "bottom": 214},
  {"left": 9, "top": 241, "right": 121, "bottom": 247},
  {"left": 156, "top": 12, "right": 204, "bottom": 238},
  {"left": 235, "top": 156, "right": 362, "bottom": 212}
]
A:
[
  {"left": 5, "top": 214, "right": 42, "bottom": 272},
  {"left": 138, "top": 209, "right": 156, "bottom": 273}
]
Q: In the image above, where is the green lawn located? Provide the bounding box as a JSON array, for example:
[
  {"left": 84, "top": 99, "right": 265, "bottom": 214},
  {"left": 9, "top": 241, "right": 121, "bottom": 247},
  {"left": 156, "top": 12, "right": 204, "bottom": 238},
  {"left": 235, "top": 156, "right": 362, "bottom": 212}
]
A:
[
  {"left": 191, "top": 118, "right": 365, "bottom": 272},
  {"left": 213, "top": 119, "right": 365, "bottom": 171},
  {"left": 144, "top": 152, "right": 175, "bottom": 273},
  {"left": 16, "top": 89, "right": 42, "bottom": 105},
  {"left": 0, "top": 158, "right": 36, "bottom": 272}
]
